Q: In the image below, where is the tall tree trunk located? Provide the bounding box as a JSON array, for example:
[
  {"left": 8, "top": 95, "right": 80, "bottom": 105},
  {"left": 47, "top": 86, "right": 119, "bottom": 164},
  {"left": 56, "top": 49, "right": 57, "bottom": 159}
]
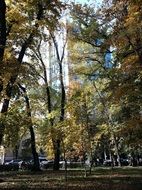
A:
[
  {"left": 92, "top": 81, "right": 121, "bottom": 167},
  {"left": 0, "top": 0, "right": 6, "bottom": 62},
  {"left": 18, "top": 84, "right": 40, "bottom": 171},
  {"left": 34, "top": 42, "right": 56, "bottom": 170},
  {"left": 53, "top": 139, "right": 61, "bottom": 170},
  {"left": 29, "top": 125, "right": 40, "bottom": 171},
  {"left": 53, "top": 59, "right": 65, "bottom": 170},
  {"left": 0, "top": 0, "right": 6, "bottom": 144},
  {"left": 0, "top": 2, "right": 44, "bottom": 145},
  {"left": 0, "top": 34, "right": 34, "bottom": 145},
  {"left": 51, "top": 32, "right": 66, "bottom": 170},
  {"left": 0, "top": 84, "right": 12, "bottom": 144},
  {"left": 35, "top": 45, "right": 52, "bottom": 115}
]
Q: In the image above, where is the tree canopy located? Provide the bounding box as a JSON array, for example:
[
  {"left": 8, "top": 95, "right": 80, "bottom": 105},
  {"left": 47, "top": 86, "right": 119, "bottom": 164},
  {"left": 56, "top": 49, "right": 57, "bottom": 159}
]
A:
[{"left": 0, "top": 0, "right": 142, "bottom": 170}]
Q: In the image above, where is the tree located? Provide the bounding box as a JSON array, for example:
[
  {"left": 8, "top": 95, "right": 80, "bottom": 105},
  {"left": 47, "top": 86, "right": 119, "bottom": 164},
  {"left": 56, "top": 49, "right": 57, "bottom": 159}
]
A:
[
  {"left": 0, "top": 0, "right": 6, "bottom": 61},
  {"left": 68, "top": 2, "right": 123, "bottom": 166},
  {"left": 0, "top": 0, "right": 64, "bottom": 145},
  {"left": 18, "top": 84, "right": 40, "bottom": 171},
  {"left": 0, "top": 0, "right": 42, "bottom": 144},
  {"left": 49, "top": 29, "right": 67, "bottom": 170},
  {"left": 21, "top": 12, "right": 68, "bottom": 170},
  {"left": 102, "top": 0, "right": 142, "bottom": 148}
]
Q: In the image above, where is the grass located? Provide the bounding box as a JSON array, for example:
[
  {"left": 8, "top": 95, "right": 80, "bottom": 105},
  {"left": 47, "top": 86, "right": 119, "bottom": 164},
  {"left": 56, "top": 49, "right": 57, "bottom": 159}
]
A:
[{"left": 0, "top": 167, "right": 142, "bottom": 189}]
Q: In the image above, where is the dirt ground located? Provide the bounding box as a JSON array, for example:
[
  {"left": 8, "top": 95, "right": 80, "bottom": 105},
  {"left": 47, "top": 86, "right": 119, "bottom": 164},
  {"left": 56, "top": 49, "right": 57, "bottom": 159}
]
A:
[{"left": 0, "top": 167, "right": 142, "bottom": 190}]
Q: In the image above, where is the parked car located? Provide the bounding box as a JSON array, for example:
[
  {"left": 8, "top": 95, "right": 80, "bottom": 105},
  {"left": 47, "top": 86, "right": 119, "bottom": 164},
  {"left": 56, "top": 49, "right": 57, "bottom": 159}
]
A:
[
  {"left": 39, "top": 157, "right": 48, "bottom": 166},
  {"left": 20, "top": 157, "right": 48, "bottom": 170},
  {"left": 103, "top": 159, "right": 112, "bottom": 166},
  {"left": 5, "top": 159, "right": 22, "bottom": 166},
  {"left": 4, "top": 159, "right": 23, "bottom": 170},
  {"left": 40, "top": 160, "right": 54, "bottom": 169},
  {"left": 59, "top": 160, "right": 70, "bottom": 168},
  {"left": 120, "top": 158, "right": 129, "bottom": 166},
  {"left": 4, "top": 157, "right": 49, "bottom": 170}
]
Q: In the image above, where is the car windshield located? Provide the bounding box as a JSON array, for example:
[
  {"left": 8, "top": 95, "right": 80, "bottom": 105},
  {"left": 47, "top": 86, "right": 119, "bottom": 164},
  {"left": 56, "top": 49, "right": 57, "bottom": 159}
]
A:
[
  {"left": 40, "top": 159, "right": 47, "bottom": 161},
  {"left": 12, "top": 159, "right": 22, "bottom": 163}
]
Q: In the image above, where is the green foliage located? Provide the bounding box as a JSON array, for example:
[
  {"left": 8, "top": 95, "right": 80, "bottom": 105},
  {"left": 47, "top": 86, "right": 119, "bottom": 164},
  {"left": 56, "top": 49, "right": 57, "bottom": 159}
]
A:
[
  {"left": 4, "top": 99, "right": 28, "bottom": 147},
  {"left": 102, "top": 0, "right": 142, "bottom": 147}
]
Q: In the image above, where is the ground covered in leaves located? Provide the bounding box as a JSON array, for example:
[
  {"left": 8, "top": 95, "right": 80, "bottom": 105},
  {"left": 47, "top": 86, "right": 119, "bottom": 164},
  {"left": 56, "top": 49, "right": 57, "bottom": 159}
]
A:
[{"left": 0, "top": 167, "right": 142, "bottom": 190}]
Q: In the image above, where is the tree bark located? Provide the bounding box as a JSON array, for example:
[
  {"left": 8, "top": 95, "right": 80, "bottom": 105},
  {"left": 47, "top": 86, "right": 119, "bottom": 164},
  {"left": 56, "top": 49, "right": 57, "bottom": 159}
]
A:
[
  {"left": 53, "top": 139, "right": 61, "bottom": 170},
  {"left": 0, "top": 83, "right": 12, "bottom": 144},
  {"left": 0, "top": 2, "right": 44, "bottom": 145},
  {"left": 35, "top": 45, "right": 52, "bottom": 115},
  {"left": 51, "top": 32, "right": 66, "bottom": 170},
  {"left": 18, "top": 84, "right": 40, "bottom": 171},
  {"left": 0, "top": 34, "right": 34, "bottom": 145},
  {"left": 33, "top": 39, "right": 56, "bottom": 169},
  {"left": 0, "top": 0, "right": 6, "bottom": 143},
  {"left": 0, "top": 0, "right": 6, "bottom": 61}
]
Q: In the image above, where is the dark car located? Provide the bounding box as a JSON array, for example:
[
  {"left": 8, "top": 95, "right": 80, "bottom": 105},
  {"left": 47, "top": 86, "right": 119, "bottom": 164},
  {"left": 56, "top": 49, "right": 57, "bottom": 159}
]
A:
[
  {"left": 5, "top": 159, "right": 22, "bottom": 166},
  {"left": 103, "top": 159, "right": 112, "bottom": 166},
  {"left": 20, "top": 157, "right": 48, "bottom": 170},
  {"left": 4, "top": 159, "right": 23, "bottom": 170},
  {"left": 120, "top": 158, "right": 129, "bottom": 166}
]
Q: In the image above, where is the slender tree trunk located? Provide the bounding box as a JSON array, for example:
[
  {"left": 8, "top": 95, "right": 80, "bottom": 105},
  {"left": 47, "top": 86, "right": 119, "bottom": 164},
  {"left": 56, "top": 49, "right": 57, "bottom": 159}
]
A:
[
  {"left": 51, "top": 32, "right": 66, "bottom": 170},
  {"left": 0, "top": 34, "right": 34, "bottom": 145},
  {"left": 113, "top": 133, "right": 121, "bottom": 166},
  {"left": 29, "top": 125, "right": 40, "bottom": 171},
  {"left": 0, "top": 0, "right": 6, "bottom": 62},
  {"left": 110, "top": 150, "right": 114, "bottom": 169},
  {"left": 0, "top": 86, "right": 11, "bottom": 144},
  {"left": 84, "top": 98, "right": 93, "bottom": 175},
  {"left": 0, "top": 0, "right": 6, "bottom": 144},
  {"left": 39, "top": 43, "right": 62, "bottom": 170},
  {"left": 62, "top": 140, "right": 68, "bottom": 181},
  {"left": 53, "top": 139, "right": 61, "bottom": 170},
  {"left": 52, "top": 61, "right": 65, "bottom": 170},
  {"left": 0, "top": 3, "right": 43, "bottom": 145},
  {"left": 18, "top": 84, "right": 40, "bottom": 171},
  {"left": 34, "top": 43, "right": 56, "bottom": 170},
  {"left": 92, "top": 81, "right": 121, "bottom": 167},
  {"left": 35, "top": 47, "right": 52, "bottom": 115}
]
